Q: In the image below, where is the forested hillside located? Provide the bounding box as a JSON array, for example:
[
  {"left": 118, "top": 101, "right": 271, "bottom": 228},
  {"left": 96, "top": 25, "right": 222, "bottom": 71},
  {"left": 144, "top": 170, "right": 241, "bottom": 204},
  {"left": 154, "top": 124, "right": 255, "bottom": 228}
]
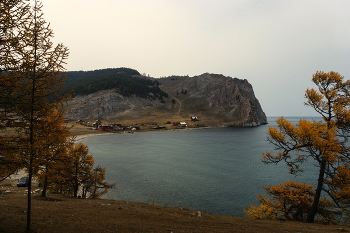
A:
[{"left": 63, "top": 68, "right": 168, "bottom": 101}]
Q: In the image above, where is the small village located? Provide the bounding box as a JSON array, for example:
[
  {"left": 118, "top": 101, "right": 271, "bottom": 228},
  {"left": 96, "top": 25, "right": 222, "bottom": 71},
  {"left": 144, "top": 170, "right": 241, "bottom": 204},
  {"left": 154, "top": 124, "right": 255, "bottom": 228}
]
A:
[{"left": 70, "top": 116, "right": 201, "bottom": 133}]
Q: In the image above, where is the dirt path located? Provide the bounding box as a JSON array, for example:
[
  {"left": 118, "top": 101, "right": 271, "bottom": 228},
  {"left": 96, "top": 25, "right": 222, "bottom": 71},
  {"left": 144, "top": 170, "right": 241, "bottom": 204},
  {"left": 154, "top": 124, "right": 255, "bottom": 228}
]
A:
[
  {"left": 160, "top": 76, "right": 194, "bottom": 118},
  {"left": 166, "top": 91, "right": 182, "bottom": 117}
]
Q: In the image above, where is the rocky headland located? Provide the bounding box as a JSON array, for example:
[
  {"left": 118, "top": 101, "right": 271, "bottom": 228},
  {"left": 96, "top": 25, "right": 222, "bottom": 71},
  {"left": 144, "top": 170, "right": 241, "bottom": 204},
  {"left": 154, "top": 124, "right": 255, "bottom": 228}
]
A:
[{"left": 65, "top": 73, "right": 267, "bottom": 127}]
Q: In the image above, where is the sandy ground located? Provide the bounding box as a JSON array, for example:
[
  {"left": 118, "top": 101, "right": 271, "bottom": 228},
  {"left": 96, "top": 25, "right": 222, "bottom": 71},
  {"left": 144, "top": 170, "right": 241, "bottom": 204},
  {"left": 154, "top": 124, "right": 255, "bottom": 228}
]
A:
[{"left": 74, "top": 132, "right": 114, "bottom": 142}]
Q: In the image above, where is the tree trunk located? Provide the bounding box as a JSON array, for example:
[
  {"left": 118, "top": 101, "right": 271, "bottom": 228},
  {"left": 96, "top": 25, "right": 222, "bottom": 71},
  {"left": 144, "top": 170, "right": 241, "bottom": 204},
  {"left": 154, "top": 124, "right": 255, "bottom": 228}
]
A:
[
  {"left": 306, "top": 159, "right": 326, "bottom": 223},
  {"left": 41, "top": 167, "right": 48, "bottom": 197},
  {"left": 27, "top": 1, "right": 39, "bottom": 231},
  {"left": 26, "top": 158, "right": 33, "bottom": 233},
  {"left": 74, "top": 163, "right": 78, "bottom": 197},
  {"left": 82, "top": 186, "right": 86, "bottom": 198}
]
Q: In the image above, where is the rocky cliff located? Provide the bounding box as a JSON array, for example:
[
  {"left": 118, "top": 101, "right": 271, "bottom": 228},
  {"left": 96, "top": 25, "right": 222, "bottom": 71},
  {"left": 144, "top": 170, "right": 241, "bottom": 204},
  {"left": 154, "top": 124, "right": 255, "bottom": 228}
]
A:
[
  {"left": 159, "top": 73, "right": 267, "bottom": 126},
  {"left": 65, "top": 73, "right": 267, "bottom": 127}
]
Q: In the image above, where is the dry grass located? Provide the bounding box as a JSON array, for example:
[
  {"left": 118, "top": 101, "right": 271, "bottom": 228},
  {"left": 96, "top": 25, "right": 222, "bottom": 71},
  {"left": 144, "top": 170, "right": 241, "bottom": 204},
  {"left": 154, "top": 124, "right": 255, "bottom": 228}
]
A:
[{"left": 1, "top": 178, "right": 349, "bottom": 233}]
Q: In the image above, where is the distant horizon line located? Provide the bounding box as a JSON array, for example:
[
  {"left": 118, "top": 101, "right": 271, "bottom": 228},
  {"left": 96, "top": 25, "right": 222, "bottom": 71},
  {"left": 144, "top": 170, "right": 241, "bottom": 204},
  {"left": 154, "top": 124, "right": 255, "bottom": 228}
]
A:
[{"left": 267, "top": 116, "right": 322, "bottom": 118}]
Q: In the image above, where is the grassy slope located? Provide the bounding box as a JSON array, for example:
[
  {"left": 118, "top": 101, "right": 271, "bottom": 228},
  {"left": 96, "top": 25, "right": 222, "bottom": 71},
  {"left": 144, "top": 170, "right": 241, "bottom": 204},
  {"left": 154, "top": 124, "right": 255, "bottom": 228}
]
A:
[{"left": 1, "top": 175, "right": 349, "bottom": 233}]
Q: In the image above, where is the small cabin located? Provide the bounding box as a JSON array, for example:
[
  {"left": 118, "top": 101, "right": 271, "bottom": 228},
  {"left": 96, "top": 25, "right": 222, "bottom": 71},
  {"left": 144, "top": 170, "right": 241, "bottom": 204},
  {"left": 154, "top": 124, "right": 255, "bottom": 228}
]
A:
[
  {"left": 191, "top": 116, "right": 198, "bottom": 122},
  {"left": 98, "top": 124, "right": 111, "bottom": 131}
]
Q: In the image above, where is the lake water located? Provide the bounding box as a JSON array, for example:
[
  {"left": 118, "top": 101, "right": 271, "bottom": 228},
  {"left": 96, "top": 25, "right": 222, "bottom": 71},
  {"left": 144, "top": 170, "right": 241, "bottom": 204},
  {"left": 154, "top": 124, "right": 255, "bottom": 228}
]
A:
[{"left": 80, "top": 116, "right": 322, "bottom": 217}]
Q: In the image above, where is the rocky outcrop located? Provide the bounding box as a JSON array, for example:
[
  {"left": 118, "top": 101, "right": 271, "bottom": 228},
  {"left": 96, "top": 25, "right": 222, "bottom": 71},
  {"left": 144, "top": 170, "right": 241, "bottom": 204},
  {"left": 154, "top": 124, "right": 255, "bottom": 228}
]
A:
[{"left": 160, "top": 73, "right": 267, "bottom": 126}]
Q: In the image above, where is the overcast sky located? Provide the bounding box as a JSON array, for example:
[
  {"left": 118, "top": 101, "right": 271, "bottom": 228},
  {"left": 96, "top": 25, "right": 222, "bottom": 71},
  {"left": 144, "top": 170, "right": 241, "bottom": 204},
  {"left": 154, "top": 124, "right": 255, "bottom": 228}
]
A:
[{"left": 42, "top": 0, "right": 350, "bottom": 117}]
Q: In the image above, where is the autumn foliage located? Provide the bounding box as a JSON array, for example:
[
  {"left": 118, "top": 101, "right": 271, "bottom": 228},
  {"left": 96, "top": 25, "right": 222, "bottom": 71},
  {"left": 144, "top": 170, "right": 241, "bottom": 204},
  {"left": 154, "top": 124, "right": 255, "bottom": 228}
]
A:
[
  {"left": 1, "top": 1, "right": 113, "bottom": 231},
  {"left": 37, "top": 142, "right": 114, "bottom": 199},
  {"left": 244, "top": 181, "right": 339, "bottom": 222},
  {"left": 247, "top": 71, "right": 350, "bottom": 223}
]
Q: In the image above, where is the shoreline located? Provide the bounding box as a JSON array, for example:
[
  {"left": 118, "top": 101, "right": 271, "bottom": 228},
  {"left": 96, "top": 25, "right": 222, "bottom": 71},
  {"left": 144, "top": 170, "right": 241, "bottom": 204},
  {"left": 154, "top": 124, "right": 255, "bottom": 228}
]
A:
[
  {"left": 72, "top": 126, "right": 216, "bottom": 142},
  {"left": 71, "top": 122, "right": 265, "bottom": 143},
  {"left": 74, "top": 132, "right": 114, "bottom": 142},
  {"left": 70, "top": 124, "right": 216, "bottom": 142}
]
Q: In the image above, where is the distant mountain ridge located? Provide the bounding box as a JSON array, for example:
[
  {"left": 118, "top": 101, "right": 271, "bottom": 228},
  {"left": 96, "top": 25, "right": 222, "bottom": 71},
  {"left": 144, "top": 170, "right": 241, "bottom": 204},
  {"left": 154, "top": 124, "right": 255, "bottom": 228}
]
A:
[
  {"left": 64, "top": 68, "right": 168, "bottom": 101},
  {"left": 65, "top": 69, "right": 267, "bottom": 127}
]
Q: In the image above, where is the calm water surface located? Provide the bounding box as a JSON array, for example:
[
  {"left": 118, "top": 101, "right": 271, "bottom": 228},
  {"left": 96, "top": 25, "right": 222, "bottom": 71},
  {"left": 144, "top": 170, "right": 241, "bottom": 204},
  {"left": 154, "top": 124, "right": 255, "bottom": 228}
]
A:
[{"left": 81, "top": 117, "right": 321, "bottom": 217}]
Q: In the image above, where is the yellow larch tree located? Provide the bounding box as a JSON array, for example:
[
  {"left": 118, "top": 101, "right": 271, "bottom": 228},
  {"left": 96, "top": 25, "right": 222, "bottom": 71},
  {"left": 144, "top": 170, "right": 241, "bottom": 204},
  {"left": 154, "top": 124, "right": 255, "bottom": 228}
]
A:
[
  {"left": 244, "top": 180, "right": 340, "bottom": 222},
  {"left": 48, "top": 142, "right": 114, "bottom": 199},
  {"left": 59, "top": 142, "right": 94, "bottom": 198},
  {"left": 250, "top": 71, "right": 350, "bottom": 223},
  {"left": 34, "top": 108, "right": 73, "bottom": 197},
  {"left": 1, "top": 1, "right": 70, "bottom": 231},
  {"left": 82, "top": 165, "right": 115, "bottom": 198},
  {"left": 0, "top": 0, "right": 31, "bottom": 182}
]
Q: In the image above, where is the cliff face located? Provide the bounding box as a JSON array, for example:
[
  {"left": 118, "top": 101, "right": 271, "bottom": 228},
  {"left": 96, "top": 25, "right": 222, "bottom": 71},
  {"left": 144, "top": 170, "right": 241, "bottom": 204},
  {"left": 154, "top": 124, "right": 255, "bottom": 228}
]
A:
[
  {"left": 65, "top": 73, "right": 267, "bottom": 127},
  {"left": 160, "top": 73, "right": 267, "bottom": 126}
]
